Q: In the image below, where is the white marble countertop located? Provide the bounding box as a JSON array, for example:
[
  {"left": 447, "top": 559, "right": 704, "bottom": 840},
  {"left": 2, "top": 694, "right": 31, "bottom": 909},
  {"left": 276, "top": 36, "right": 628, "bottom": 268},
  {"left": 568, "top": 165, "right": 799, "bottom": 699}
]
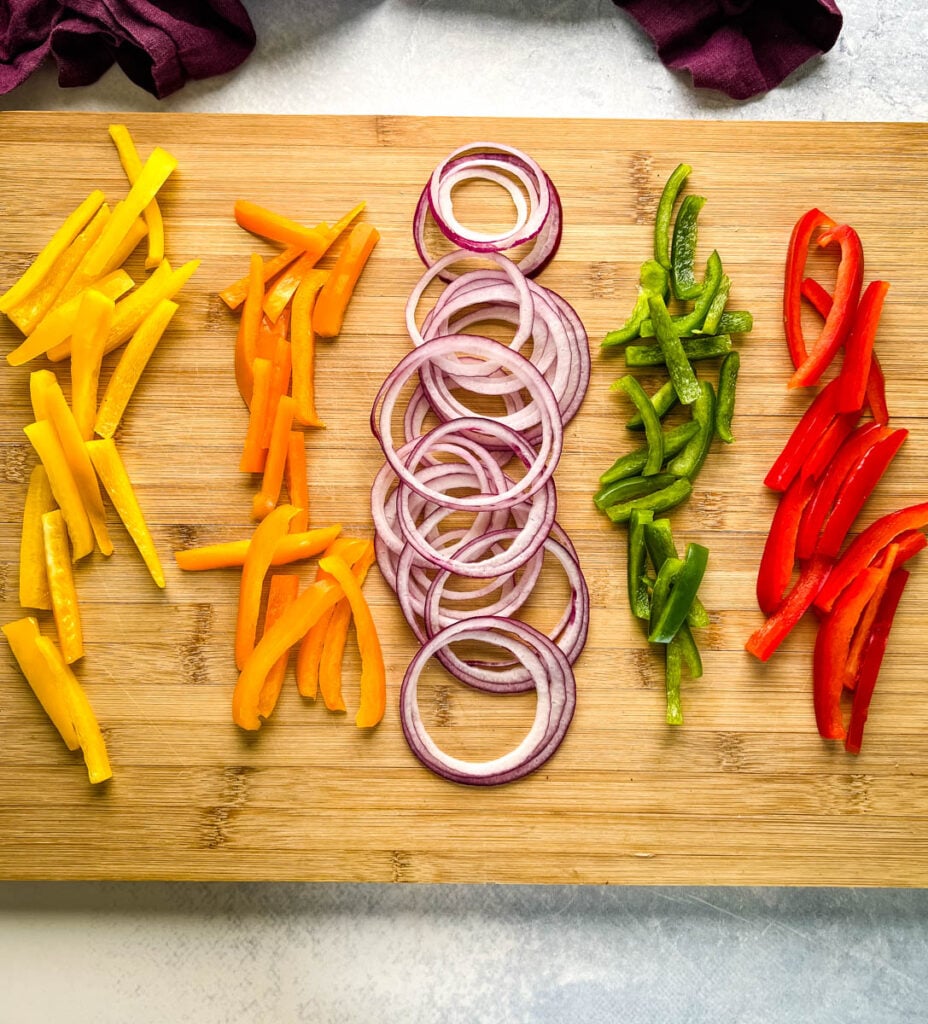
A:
[{"left": 2, "top": 2, "right": 927, "bottom": 1021}]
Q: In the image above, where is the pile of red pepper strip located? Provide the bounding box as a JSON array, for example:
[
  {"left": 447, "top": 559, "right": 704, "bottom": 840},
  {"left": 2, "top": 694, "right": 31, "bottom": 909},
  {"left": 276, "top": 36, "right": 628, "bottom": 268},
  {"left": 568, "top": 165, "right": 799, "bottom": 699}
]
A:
[{"left": 746, "top": 209, "right": 926, "bottom": 753}]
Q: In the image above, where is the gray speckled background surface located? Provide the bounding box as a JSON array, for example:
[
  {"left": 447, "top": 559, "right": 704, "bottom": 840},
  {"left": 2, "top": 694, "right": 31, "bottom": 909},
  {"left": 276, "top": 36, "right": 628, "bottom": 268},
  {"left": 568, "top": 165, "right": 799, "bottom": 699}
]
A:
[{"left": 2, "top": 2, "right": 928, "bottom": 1021}]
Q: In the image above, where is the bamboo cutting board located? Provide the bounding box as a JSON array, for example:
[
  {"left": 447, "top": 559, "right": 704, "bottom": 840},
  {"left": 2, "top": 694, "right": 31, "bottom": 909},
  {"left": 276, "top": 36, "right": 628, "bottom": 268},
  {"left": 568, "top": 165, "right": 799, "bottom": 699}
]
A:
[{"left": 1, "top": 113, "right": 927, "bottom": 885}]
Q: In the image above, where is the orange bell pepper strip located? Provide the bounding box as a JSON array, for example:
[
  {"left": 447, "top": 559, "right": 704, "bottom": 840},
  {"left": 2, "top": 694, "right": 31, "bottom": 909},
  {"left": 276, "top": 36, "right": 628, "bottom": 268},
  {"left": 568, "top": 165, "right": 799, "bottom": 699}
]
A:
[
  {"left": 82, "top": 146, "right": 177, "bottom": 280},
  {"left": 313, "top": 223, "right": 380, "bottom": 338},
  {"left": 174, "top": 524, "right": 341, "bottom": 571},
  {"left": 296, "top": 536, "right": 373, "bottom": 704},
  {"left": 6, "top": 270, "right": 134, "bottom": 367},
  {"left": 254, "top": 395, "right": 296, "bottom": 520},
  {"left": 235, "top": 504, "right": 299, "bottom": 670},
  {"left": 234, "top": 200, "right": 364, "bottom": 255},
  {"left": 234, "top": 253, "right": 264, "bottom": 406},
  {"left": 35, "top": 631, "right": 112, "bottom": 784},
  {"left": 32, "top": 370, "right": 112, "bottom": 555},
  {"left": 291, "top": 269, "right": 328, "bottom": 428},
  {"left": 95, "top": 299, "right": 178, "bottom": 439},
  {"left": 86, "top": 438, "right": 164, "bottom": 587},
  {"left": 262, "top": 338, "right": 292, "bottom": 448},
  {"left": 6, "top": 204, "right": 110, "bottom": 335},
  {"left": 0, "top": 189, "right": 106, "bottom": 314},
  {"left": 24, "top": 420, "right": 94, "bottom": 562},
  {"left": 42, "top": 509, "right": 83, "bottom": 664},
  {"left": 263, "top": 254, "right": 326, "bottom": 324},
  {"left": 70, "top": 289, "right": 116, "bottom": 439},
  {"left": 318, "top": 553, "right": 385, "bottom": 728},
  {"left": 219, "top": 245, "right": 303, "bottom": 311},
  {"left": 256, "top": 310, "right": 288, "bottom": 360},
  {"left": 108, "top": 123, "right": 166, "bottom": 270},
  {"left": 285, "top": 431, "right": 309, "bottom": 532},
  {"left": 257, "top": 573, "right": 301, "bottom": 719},
  {"left": 233, "top": 577, "right": 344, "bottom": 730},
  {"left": 240, "top": 357, "right": 272, "bottom": 474},
  {"left": 2, "top": 617, "right": 80, "bottom": 751},
  {"left": 20, "top": 465, "right": 56, "bottom": 610}
]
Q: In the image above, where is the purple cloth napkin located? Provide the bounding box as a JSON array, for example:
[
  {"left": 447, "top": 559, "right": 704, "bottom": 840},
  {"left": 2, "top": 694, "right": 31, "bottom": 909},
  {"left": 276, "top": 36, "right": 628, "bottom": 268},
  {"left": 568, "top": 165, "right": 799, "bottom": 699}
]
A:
[
  {"left": 1, "top": 0, "right": 256, "bottom": 98},
  {"left": 613, "top": 0, "right": 843, "bottom": 100}
]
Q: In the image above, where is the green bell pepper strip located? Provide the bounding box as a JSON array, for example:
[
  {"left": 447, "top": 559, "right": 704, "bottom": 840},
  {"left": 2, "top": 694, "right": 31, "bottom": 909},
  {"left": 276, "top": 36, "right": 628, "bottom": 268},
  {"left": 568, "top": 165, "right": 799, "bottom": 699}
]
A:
[
  {"left": 637, "top": 250, "right": 723, "bottom": 338},
  {"left": 664, "top": 636, "right": 685, "bottom": 725},
  {"left": 626, "top": 334, "right": 732, "bottom": 369},
  {"left": 600, "top": 421, "right": 699, "bottom": 485},
  {"left": 675, "top": 622, "right": 703, "bottom": 678},
  {"left": 643, "top": 518, "right": 710, "bottom": 628},
  {"left": 655, "top": 163, "right": 691, "bottom": 271},
  {"left": 667, "top": 380, "right": 716, "bottom": 480},
  {"left": 694, "top": 273, "right": 731, "bottom": 335},
  {"left": 611, "top": 375, "right": 664, "bottom": 476},
  {"left": 602, "top": 260, "right": 670, "bottom": 348},
  {"left": 627, "top": 508, "right": 654, "bottom": 620},
  {"left": 604, "top": 476, "right": 692, "bottom": 523},
  {"left": 715, "top": 350, "right": 740, "bottom": 444},
  {"left": 646, "top": 294, "right": 702, "bottom": 404},
  {"left": 627, "top": 379, "right": 678, "bottom": 429},
  {"left": 671, "top": 194, "right": 706, "bottom": 300},
  {"left": 648, "top": 542, "right": 710, "bottom": 643},
  {"left": 594, "top": 472, "right": 679, "bottom": 513},
  {"left": 638, "top": 309, "right": 753, "bottom": 339}
]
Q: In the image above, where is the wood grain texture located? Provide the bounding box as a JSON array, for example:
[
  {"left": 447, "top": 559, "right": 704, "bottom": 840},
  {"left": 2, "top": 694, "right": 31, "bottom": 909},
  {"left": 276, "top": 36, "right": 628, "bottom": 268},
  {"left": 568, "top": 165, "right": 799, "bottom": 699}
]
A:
[{"left": 1, "top": 113, "right": 927, "bottom": 885}]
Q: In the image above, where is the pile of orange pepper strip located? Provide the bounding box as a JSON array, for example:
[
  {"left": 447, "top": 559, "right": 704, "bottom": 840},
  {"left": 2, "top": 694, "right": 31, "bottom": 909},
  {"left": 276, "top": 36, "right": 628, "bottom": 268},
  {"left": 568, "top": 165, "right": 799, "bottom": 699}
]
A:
[
  {"left": 1, "top": 124, "right": 197, "bottom": 784},
  {"left": 175, "top": 199, "right": 385, "bottom": 732}
]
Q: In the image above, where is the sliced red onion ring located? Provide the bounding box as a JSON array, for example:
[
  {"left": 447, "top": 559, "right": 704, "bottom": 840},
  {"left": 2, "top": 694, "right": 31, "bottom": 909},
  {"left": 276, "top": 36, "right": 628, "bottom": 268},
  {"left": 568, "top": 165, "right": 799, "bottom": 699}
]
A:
[{"left": 399, "top": 616, "right": 576, "bottom": 786}]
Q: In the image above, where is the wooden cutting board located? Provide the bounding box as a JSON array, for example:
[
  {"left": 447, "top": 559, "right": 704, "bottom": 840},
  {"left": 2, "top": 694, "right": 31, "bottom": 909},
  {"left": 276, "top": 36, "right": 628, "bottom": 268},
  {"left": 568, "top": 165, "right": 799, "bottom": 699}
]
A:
[{"left": 1, "top": 112, "right": 927, "bottom": 885}]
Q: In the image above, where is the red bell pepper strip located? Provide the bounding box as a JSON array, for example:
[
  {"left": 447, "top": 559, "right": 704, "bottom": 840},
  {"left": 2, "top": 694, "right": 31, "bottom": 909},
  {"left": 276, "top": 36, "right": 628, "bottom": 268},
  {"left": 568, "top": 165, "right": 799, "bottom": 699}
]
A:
[
  {"left": 845, "top": 567, "right": 909, "bottom": 755},
  {"left": 843, "top": 544, "right": 898, "bottom": 691},
  {"left": 800, "top": 411, "right": 861, "bottom": 484},
  {"left": 814, "top": 502, "right": 928, "bottom": 613},
  {"left": 745, "top": 556, "right": 831, "bottom": 663},
  {"left": 801, "top": 277, "right": 889, "bottom": 424},
  {"left": 764, "top": 378, "right": 841, "bottom": 492},
  {"left": 789, "top": 223, "right": 864, "bottom": 390},
  {"left": 783, "top": 208, "right": 836, "bottom": 369},
  {"left": 816, "top": 428, "right": 908, "bottom": 559},
  {"left": 837, "top": 280, "right": 889, "bottom": 414},
  {"left": 813, "top": 561, "right": 890, "bottom": 740},
  {"left": 795, "top": 422, "right": 892, "bottom": 561},
  {"left": 756, "top": 473, "right": 815, "bottom": 616}
]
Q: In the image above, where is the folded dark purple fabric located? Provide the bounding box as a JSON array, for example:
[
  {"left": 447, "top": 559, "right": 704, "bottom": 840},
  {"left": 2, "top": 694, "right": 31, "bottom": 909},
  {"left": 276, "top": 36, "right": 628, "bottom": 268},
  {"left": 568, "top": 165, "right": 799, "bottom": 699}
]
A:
[
  {"left": 1, "top": 0, "right": 256, "bottom": 98},
  {"left": 613, "top": 0, "right": 843, "bottom": 100}
]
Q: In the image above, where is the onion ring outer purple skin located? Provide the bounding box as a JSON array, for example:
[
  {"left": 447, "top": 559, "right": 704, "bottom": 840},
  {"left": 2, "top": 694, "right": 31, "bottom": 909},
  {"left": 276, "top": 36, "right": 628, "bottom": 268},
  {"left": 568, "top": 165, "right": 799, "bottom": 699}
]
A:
[
  {"left": 371, "top": 335, "right": 563, "bottom": 511},
  {"left": 399, "top": 615, "right": 576, "bottom": 787},
  {"left": 423, "top": 530, "right": 589, "bottom": 690}
]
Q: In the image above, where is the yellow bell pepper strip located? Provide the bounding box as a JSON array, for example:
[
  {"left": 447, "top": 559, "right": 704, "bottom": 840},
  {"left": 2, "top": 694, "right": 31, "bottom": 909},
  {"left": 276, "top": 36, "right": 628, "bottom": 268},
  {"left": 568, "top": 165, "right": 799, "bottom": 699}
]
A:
[
  {"left": 42, "top": 509, "right": 83, "bottom": 664},
  {"left": 313, "top": 223, "right": 380, "bottom": 338},
  {"left": 262, "top": 338, "right": 292, "bottom": 448},
  {"left": 108, "top": 123, "right": 166, "bottom": 270},
  {"left": 86, "top": 438, "right": 164, "bottom": 587},
  {"left": 262, "top": 253, "right": 325, "bottom": 324},
  {"left": 34, "top": 632, "right": 112, "bottom": 784},
  {"left": 174, "top": 524, "right": 342, "bottom": 571},
  {"left": 233, "top": 577, "right": 344, "bottom": 730},
  {"left": 318, "top": 553, "right": 385, "bottom": 728},
  {"left": 6, "top": 204, "right": 110, "bottom": 334},
  {"left": 257, "top": 573, "right": 301, "bottom": 719},
  {"left": 33, "top": 370, "right": 113, "bottom": 556},
  {"left": 240, "top": 357, "right": 272, "bottom": 474},
  {"left": 19, "top": 466, "right": 56, "bottom": 611},
  {"left": 70, "top": 289, "right": 116, "bottom": 440},
  {"left": 95, "top": 299, "right": 178, "bottom": 439},
  {"left": 0, "top": 189, "right": 106, "bottom": 314},
  {"left": 2, "top": 617, "right": 80, "bottom": 751},
  {"left": 295, "top": 536, "right": 371, "bottom": 703},
  {"left": 219, "top": 245, "right": 303, "bottom": 311},
  {"left": 291, "top": 269, "right": 328, "bottom": 428},
  {"left": 285, "top": 430, "right": 309, "bottom": 532},
  {"left": 6, "top": 270, "right": 134, "bottom": 367},
  {"left": 235, "top": 504, "right": 300, "bottom": 670},
  {"left": 234, "top": 253, "right": 264, "bottom": 407},
  {"left": 82, "top": 146, "right": 177, "bottom": 280},
  {"left": 24, "top": 420, "right": 95, "bottom": 561},
  {"left": 254, "top": 395, "right": 296, "bottom": 520}
]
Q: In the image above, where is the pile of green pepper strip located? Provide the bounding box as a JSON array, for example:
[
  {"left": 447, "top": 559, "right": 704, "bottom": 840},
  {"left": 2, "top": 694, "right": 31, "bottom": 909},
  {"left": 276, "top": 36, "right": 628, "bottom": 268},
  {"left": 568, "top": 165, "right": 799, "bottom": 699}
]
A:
[{"left": 596, "top": 162, "right": 754, "bottom": 724}]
